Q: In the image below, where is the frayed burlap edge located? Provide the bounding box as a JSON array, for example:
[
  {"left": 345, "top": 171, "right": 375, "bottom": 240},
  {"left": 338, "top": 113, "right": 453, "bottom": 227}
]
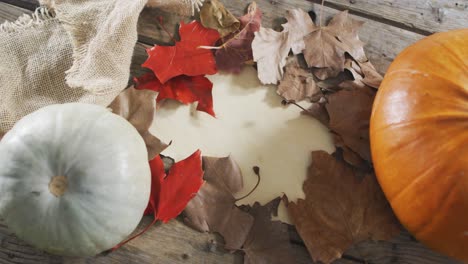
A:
[{"left": 0, "top": 7, "right": 54, "bottom": 34}]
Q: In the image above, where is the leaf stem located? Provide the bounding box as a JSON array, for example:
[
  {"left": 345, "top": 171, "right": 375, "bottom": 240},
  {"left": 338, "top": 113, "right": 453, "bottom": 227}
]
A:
[
  {"left": 198, "top": 45, "right": 223, "bottom": 50},
  {"left": 110, "top": 204, "right": 158, "bottom": 252},
  {"left": 319, "top": 0, "right": 325, "bottom": 27},
  {"left": 281, "top": 100, "right": 308, "bottom": 112},
  {"left": 235, "top": 166, "right": 261, "bottom": 202},
  {"left": 156, "top": 16, "right": 177, "bottom": 43}
]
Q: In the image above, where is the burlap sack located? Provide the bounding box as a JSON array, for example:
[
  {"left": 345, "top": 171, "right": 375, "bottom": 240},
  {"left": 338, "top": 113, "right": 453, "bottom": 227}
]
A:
[{"left": 0, "top": 0, "right": 203, "bottom": 136}]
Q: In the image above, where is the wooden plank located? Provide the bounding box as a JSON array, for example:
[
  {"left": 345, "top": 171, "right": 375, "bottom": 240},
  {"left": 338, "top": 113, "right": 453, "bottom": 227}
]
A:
[
  {"left": 307, "top": 0, "right": 468, "bottom": 35},
  {"left": 136, "top": 0, "right": 425, "bottom": 74},
  {"left": 0, "top": 0, "right": 38, "bottom": 12},
  {"left": 220, "top": 0, "right": 425, "bottom": 73},
  {"left": 0, "top": 218, "right": 244, "bottom": 264},
  {"left": 346, "top": 231, "right": 461, "bottom": 264},
  {"left": 0, "top": 2, "right": 461, "bottom": 264},
  {"left": 0, "top": 217, "right": 321, "bottom": 264},
  {"left": 0, "top": 2, "right": 31, "bottom": 23}
]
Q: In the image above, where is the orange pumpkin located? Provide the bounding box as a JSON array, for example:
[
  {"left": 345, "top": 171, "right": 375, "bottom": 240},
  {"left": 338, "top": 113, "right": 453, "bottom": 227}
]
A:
[{"left": 370, "top": 28, "right": 468, "bottom": 261}]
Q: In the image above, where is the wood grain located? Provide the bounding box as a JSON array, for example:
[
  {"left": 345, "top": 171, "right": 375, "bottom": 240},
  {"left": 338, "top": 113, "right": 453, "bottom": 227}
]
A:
[
  {"left": 307, "top": 0, "right": 468, "bottom": 35},
  {"left": 0, "top": 0, "right": 38, "bottom": 12},
  {"left": 346, "top": 232, "right": 461, "bottom": 264},
  {"left": 0, "top": 2, "right": 463, "bottom": 264},
  {"left": 0, "top": 2, "right": 32, "bottom": 23},
  {"left": 137, "top": 0, "right": 425, "bottom": 74}
]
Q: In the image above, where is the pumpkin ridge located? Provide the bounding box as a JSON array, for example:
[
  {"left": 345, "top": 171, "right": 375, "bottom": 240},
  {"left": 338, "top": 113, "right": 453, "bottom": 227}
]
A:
[
  {"left": 426, "top": 34, "right": 468, "bottom": 71},
  {"left": 383, "top": 69, "right": 468, "bottom": 95},
  {"left": 411, "top": 178, "right": 460, "bottom": 237}
]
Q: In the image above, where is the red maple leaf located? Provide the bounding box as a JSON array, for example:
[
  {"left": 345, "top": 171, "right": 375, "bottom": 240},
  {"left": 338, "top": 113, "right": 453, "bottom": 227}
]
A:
[
  {"left": 146, "top": 150, "right": 204, "bottom": 223},
  {"left": 157, "top": 151, "right": 204, "bottom": 222},
  {"left": 112, "top": 150, "right": 204, "bottom": 250},
  {"left": 143, "top": 21, "right": 220, "bottom": 84},
  {"left": 134, "top": 72, "right": 215, "bottom": 117}
]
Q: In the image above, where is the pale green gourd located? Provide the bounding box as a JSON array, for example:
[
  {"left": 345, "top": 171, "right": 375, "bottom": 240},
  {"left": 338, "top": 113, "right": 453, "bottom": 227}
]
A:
[{"left": 0, "top": 103, "right": 151, "bottom": 256}]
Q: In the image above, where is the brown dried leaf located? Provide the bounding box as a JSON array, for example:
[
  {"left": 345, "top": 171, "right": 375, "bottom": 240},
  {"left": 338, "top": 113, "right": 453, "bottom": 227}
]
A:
[
  {"left": 252, "top": 9, "right": 314, "bottom": 84},
  {"left": 303, "top": 101, "right": 329, "bottom": 126},
  {"left": 215, "top": 2, "right": 262, "bottom": 73},
  {"left": 109, "top": 87, "right": 168, "bottom": 160},
  {"left": 333, "top": 133, "right": 371, "bottom": 172},
  {"left": 342, "top": 58, "right": 383, "bottom": 89},
  {"left": 303, "top": 11, "right": 366, "bottom": 78},
  {"left": 200, "top": 0, "right": 240, "bottom": 37},
  {"left": 287, "top": 151, "right": 401, "bottom": 264},
  {"left": 184, "top": 156, "right": 254, "bottom": 250},
  {"left": 282, "top": 9, "right": 316, "bottom": 55},
  {"left": 326, "top": 87, "right": 375, "bottom": 162},
  {"left": 357, "top": 60, "right": 383, "bottom": 89},
  {"left": 312, "top": 67, "right": 338, "bottom": 80},
  {"left": 277, "top": 56, "right": 321, "bottom": 102},
  {"left": 242, "top": 198, "right": 296, "bottom": 264}
]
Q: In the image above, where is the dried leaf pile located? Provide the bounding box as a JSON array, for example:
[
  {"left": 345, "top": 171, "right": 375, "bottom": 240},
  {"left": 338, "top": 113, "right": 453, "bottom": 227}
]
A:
[{"left": 112, "top": 1, "right": 403, "bottom": 263}]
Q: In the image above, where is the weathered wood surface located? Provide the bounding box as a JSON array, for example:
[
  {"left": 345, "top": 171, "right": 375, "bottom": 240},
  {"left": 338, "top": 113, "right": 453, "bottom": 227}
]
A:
[
  {"left": 0, "top": 1, "right": 464, "bottom": 264},
  {"left": 307, "top": 0, "right": 468, "bottom": 35},
  {"left": 136, "top": 0, "right": 425, "bottom": 74}
]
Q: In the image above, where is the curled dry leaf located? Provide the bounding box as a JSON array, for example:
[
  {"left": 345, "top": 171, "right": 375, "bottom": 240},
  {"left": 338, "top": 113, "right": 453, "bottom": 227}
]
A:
[
  {"left": 326, "top": 87, "right": 375, "bottom": 162},
  {"left": 200, "top": 0, "right": 240, "bottom": 37},
  {"left": 143, "top": 20, "right": 219, "bottom": 84},
  {"left": 108, "top": 87, "right": 168, "bottom": 160},
  {"left": 252, "top": 9, "right": 314, "bottom": 84},
  {"left": 215, "top": 2, "right": 262, "bottom": 73},
  {"left": 277, "top": 56, "right": 321, "bottom": 102},
  {"left": 184, "top": 156, "right": 254, "bottom": 250},
  {"left": 303, "top": 10, "right": 366, "bottom": 79},
  {"left": 357, "top": 60, "right": 383, "bottom": 89},
  {"left": 287, "top": 151, "right": 401, "bottom": 264},
  {"left": 342, "top": 58, "right": 383, "bottom": 89},
  {"left": 241, "top": 198, "right": 296, "bottom": 264}
]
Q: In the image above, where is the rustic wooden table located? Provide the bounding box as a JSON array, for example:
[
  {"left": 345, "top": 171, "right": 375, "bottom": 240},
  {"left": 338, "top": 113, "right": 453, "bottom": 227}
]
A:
[{"left": 0, "top": 0, "right": 466, "bottom": 263}]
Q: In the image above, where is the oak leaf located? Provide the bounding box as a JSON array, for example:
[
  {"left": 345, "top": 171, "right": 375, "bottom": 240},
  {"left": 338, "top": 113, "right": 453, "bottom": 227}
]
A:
[
  {"left": 184, "top": 156, "right": 254, "bottom": 250},
  {"left": 108, "top": 87, "right": 168, "bottom": 160},
  {"left": 252, "top": 9, "right": 314, "bottom": 84},
  {"left": 142, "top": 21, "right": 220, "bottom": 84},
  {"left": 241, "top": 198, "right": 296, "bottom": 264},
  {"left": 200, "top": 0, "right": 240, "bottom": 37},
  {"left": 134, "top": 72, "right": 215, "bottom": 117},
  {"left": 303, "top": 11, "right": 366, "bottom": 78},
  {"left": 287, "top": 151, "right": 401, "bottom": 264},
  {"left": 277, "top": 56, "right": 321, "bottom": 102},
  {"left": 215, "top": 2, "right": 262, "bottom": 73}
]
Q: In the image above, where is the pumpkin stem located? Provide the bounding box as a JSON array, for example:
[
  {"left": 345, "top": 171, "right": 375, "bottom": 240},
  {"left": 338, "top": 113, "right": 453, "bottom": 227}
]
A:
[{"left": 49, "top": 176, "right": 68, "bottom": 197}]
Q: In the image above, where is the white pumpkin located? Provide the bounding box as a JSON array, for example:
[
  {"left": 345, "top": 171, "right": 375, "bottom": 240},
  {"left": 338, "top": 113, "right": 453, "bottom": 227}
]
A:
[{"left": 0, "top": 103, "right": 151, "bottom": 256}]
